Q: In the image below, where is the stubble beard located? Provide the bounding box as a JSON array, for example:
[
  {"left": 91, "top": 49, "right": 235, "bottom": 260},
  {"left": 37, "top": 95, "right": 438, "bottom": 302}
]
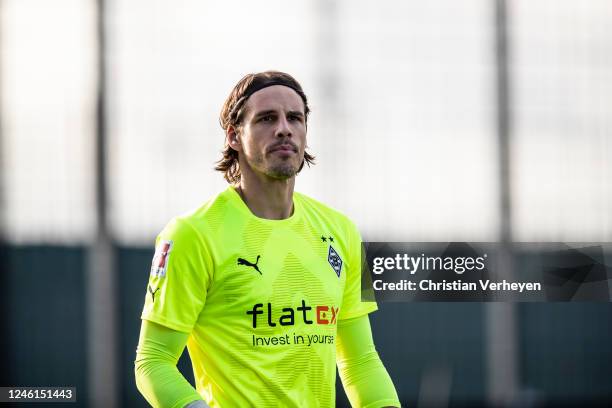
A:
[
  {"left": 266, "top": 158, "right": 298, "bottom": 180},
  {"left": 248, "top": 152, "right": 299, "bottom": 180}
]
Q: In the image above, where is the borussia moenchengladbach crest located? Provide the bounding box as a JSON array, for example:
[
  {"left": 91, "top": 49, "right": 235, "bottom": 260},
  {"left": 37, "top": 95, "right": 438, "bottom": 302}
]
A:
[{"left": 328, "top": 245, "right": 343, "bottom": 277}]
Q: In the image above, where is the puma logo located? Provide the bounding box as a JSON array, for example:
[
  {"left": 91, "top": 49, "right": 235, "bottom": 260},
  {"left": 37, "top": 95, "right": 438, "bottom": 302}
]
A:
[
  {"left": 148, "top": 284, "right": 160, "bottom": 303},
  {"left": 237, "top": 255, "right": 262, "bottom": 275}
]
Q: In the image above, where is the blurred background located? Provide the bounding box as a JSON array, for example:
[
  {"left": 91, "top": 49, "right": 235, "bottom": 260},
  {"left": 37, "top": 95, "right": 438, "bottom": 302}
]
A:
[{"left": 1, "top": 0, "right": 611, "bottom": 407}]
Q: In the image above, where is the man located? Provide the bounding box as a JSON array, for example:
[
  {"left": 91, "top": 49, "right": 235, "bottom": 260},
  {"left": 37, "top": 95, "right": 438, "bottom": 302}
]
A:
[{"left": 135, "top": 71, "right": 400, "bottom": 408}]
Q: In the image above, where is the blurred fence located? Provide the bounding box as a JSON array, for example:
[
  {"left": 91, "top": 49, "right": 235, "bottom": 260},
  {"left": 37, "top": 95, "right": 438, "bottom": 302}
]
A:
[{"left": 3, "top": 246, "right": 612, "bottom": 407}]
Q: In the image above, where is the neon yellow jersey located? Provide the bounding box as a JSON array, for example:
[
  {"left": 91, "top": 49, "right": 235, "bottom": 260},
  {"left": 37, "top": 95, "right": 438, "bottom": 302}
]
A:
[{"left": 141, "top": 186, "right": 377, "bottom": 407}]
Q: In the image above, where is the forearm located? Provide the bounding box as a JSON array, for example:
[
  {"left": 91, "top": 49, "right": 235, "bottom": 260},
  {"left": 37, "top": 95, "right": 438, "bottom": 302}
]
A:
[
  {"left": 337, "top": 350, "right": 399, "bottom": 408},
  {"left": 336, "top": 315, "right": 400, "bottom": 408},
  {"left": 135, "top": 320, "right": 205, "bottom": 408}
]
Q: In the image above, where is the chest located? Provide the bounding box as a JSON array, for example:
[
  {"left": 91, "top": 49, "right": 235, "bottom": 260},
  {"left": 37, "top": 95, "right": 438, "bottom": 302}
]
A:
[{"left": 205, "top": 224, "right": 348, "bottom": 319}]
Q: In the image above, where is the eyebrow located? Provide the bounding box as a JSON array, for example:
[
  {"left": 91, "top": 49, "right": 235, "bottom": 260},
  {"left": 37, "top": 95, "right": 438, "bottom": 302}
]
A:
[
  {"left": 253, "top": 110, "right": 305, "bottom": 119},
  {"left": 253, "top": 110, "right": 276, "bottom": 118}
]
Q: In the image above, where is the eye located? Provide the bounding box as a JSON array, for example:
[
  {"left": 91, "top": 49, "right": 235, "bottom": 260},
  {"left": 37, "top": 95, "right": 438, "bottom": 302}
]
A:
[
  {"left": 288, "top": 114, "right": 302, "bottom": 122},
  {"left": 259, "top": 115, "right": 274, "bottom": 122}
]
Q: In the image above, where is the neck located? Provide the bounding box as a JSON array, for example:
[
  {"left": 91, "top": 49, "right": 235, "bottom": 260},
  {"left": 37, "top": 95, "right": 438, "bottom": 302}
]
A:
[{"left": 236, "top": 172, "right": 295, "bottom": 220}]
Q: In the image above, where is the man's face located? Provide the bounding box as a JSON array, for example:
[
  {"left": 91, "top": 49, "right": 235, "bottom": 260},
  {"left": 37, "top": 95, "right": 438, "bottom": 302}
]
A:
[{"left": 234, "top": 85, "right": 307, "bottom": 180}]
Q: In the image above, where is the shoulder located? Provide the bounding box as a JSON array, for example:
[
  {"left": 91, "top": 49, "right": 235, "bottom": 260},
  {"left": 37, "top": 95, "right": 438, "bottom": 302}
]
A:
[
  {"left": 159, "top": 189, "right": 234, "bottom": 240},
  {"left": 295, "top": 191, "right": 350, "bottom": 221},
  {"left": 294, "top": 192, "right": 359, "bottom": 235}
]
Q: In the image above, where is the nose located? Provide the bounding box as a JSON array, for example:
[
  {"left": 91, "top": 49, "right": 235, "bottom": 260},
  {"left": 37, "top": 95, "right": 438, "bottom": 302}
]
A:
[{"left": 275, "top": 115, "right": 292, "bottom": 138}]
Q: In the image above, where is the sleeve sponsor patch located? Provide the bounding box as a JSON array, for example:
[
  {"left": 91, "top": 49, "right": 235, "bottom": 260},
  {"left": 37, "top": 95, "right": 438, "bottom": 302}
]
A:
[{"left": 150, "top": 240, "right": 173, "bottom": 278}]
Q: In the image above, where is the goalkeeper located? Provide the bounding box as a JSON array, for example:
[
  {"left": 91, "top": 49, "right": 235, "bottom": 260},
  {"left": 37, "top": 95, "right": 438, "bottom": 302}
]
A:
[{"left": 135, "top": 71, "right": 401, "bottom": 408}]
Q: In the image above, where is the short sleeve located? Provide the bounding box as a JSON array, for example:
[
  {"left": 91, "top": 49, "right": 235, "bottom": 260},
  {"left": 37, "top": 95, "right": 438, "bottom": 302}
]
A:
[
  {"left": 141, "top": 217, "right": 213, "bottom": 333},
  {"left": 338, "top": 220, "right": 378, "bottom": 321}
]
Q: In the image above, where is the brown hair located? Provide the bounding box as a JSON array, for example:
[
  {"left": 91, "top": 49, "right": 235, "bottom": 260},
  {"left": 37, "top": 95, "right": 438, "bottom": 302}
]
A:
[{"left": 215, "top": 71, "right": 315, "bottom": 184}]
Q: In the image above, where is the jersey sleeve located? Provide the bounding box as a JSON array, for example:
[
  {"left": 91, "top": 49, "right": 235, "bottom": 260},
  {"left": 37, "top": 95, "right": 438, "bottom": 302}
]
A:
[
  {"left": 336, "top": 315, "right": 401, "bottom": 408},
  {"left": 141, "top": 217, "right": 213, "bottom": 333},
  {"left": 338, "top": 220, "right": 378, "bottom": 320},
  {"left": 134, "top": 320, "right": 204, "bottom": 408}
]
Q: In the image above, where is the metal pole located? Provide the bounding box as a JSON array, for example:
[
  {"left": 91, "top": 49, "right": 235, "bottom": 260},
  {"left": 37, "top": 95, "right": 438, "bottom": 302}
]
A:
[
  {"left": 315, "top": 0, "right": 340, "bottom": 109},
  {"left": 487, "top": 0, "right": 520, "bottom": 405},
  {"left": 0, "top": 0, "right": 9, "bottom": 385},
  {"left": 0, "top": 0, "right": 4, "bottom": 243},
  {"left": 314, "top": 0, "right": 344, "bottom": 201},
  {"left": 87, "top": 0, "right": 118, "bottom": 406}
]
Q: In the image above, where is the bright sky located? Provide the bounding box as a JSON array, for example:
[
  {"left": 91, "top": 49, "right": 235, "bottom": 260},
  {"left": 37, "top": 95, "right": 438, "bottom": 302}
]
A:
[{"left": 2, "top": 0, "right": 611, "bottom": 244}]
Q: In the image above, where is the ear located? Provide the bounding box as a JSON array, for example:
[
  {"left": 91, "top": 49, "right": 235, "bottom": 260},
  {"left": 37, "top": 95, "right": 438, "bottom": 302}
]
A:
[{"left": 227, "top": 126, "right": 242, "bottom": 152}]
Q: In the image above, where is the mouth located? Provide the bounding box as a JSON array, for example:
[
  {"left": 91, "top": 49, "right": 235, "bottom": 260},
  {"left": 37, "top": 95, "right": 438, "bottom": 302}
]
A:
[{"left": 269, "top": 144, "right": 298, "bottom": 154}]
